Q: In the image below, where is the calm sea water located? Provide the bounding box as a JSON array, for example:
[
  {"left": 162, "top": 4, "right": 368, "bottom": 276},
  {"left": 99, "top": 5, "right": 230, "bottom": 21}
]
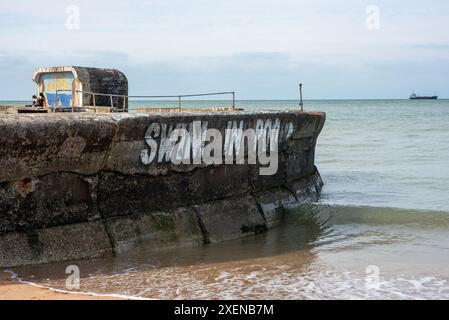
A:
[{"left": 6, "top": 99, "right": 449, "bottom": 299}]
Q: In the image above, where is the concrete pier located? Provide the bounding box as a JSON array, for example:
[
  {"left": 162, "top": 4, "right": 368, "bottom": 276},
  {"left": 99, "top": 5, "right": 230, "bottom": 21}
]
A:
[{"left": 0, "top": 110, "right": 325, "bottom": 267}]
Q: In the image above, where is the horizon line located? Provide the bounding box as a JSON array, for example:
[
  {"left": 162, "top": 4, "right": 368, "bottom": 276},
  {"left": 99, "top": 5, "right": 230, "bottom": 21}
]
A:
[{"left": 1, "top": 98, "right": 447, "bottom": 102}]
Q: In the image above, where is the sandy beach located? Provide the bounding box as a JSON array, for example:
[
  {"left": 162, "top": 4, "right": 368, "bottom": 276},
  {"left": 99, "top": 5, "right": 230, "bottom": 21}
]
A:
[{"left": 0, "top": 271, "right": 120, "bottom": 300}]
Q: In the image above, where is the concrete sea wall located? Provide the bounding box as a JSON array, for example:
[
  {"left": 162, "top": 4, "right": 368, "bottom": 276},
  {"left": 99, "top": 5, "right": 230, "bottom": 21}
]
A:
[{"left": 0, "top": 110, "right": 325, "bottom": 267}]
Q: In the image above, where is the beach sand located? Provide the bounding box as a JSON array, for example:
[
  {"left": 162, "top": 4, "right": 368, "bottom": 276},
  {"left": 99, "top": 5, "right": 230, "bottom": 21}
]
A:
[{"left": 0, "top": 271, "right": 121, "bottom": 300}]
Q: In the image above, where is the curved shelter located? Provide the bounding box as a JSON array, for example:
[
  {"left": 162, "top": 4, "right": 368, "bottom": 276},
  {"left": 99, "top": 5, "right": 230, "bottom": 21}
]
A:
[{"left": 32, "top": 66, "right": 128, "bottom": 111}]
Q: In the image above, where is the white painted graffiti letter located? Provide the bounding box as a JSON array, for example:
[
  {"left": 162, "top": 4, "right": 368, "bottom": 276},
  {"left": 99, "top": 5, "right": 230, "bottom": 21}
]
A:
[{"left": 139, "top": 118, "right": 290, "bottom": 176}]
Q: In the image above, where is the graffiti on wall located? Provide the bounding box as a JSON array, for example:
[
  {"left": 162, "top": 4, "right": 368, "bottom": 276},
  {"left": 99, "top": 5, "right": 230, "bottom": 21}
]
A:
[
  {"left": 40, "top": 72, "right": 74, "bottom": 107},
  {"left": 140, "top": 118, "right": 295, "bottom": 176}
]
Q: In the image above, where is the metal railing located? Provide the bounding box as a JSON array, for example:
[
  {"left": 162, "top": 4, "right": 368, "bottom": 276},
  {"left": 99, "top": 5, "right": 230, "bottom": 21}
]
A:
[
  {"left": 54, "top": 89, "right": 127, "bottom": 112},
  {"left": 131, "top": 92, "right": 235, "bottom": 111},
  {"left": 53, "top": 90, "right": 235, "bottom": 112}
]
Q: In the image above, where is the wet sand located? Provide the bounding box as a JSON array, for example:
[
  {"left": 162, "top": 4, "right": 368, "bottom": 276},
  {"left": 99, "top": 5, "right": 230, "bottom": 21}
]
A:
[{"left": 0, "top": 271, "right": 121, "bottom": 300}]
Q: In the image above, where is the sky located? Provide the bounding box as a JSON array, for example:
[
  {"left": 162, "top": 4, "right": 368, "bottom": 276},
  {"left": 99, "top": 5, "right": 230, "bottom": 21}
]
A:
[{"left": 1, "top": 0, "right": 449, "bottom": 100}]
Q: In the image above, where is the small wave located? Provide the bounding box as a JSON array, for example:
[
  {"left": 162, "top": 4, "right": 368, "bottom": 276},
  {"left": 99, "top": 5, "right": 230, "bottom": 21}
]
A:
[
  {"left": 3, "top": 270, "right": 150, "bottom": 300},
  {"left": 304, "top": 204, "right": 449, "bottom": 228},
  {"left": 11, "top": 265, "right": 448, "bottom": 300}
]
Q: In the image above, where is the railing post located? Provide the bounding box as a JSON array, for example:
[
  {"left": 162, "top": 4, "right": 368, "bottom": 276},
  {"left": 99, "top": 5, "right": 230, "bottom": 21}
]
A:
[
  {"left": 93, "top": 93, "right": 96, "bottom": 107},
  {"left": 232, "top": 92, "right": 235, "bottom": 110},
  {"left": 123, "top": 95, "right": 126, "bottom": 112},
  {"left": 110, "top": 95, "right": 114, "bottom": 110},
  {"left": 178, "top": 96, "right": 182, "bottom": 110}
]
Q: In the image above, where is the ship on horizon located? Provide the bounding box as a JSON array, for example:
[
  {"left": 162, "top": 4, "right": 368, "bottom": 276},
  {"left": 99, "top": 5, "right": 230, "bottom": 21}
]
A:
[{"left": 409, "top": 92, "right": 438, "bottom": 100}]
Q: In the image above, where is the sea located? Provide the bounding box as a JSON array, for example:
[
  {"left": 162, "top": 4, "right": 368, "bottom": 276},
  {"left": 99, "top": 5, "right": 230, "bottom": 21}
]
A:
[{"left": 3, "top": 99, "right": 449, "bottom": 300}]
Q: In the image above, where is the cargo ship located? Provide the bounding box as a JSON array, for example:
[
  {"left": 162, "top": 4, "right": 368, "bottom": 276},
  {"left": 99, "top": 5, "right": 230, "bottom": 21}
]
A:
[{"left": 409, "top": 93, "right": 438, "bottom": 100}]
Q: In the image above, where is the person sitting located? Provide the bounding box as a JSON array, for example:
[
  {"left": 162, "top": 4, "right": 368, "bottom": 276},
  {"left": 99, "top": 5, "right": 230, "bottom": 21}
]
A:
[
  {"left": 31, "top": 95, "right": 38, "bottom": 107},
  {"left": 37, "top": 93, "right": 46, "bottom": 107}
]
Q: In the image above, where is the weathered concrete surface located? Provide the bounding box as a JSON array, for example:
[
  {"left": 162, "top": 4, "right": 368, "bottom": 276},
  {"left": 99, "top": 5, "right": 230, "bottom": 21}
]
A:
[
  {"left": 0, "top": 113, "right": 117, "bottom": 182},
  {"left": 193, "top": 195, "right": 267, "bottom": 243},
  {"left": 0, "top": 172, "right": 99, "bottom": 233},
  {"left": 105, "top": 207, "right": 203, "bottom": 254},
  {"left": 0, "top": 106, "right": 22, "bottom": 114},
  {"left": 0, "top": 221, "right": 111, "bottom": 267},
  {"left": 0, "top": 110, "right": 325, "bottom": 267},
  {"left": 255, "top": 189, "right": 298, "bottom": 228}
]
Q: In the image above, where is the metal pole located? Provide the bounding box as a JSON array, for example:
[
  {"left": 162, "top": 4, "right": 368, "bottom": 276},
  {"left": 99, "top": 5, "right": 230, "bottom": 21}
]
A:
[
  {"left": 232, "top": 92, "right": 235, "bottom": 110},
  {"left": 110, "top": 95, "right": 114, "bottom": 110},
  {"left": 299, "top": 83, "right": 304, "bottom": 112},
  {"left": 178, "top": 96, "right": 182, "bottom": 110},
  {"left": 93, "top": 93, "right": 96, "bottom": 107}
]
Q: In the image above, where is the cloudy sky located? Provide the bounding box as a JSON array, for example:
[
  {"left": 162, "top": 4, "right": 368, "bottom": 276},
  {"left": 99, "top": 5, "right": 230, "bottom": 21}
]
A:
[{"left": 1, "top": 0, "right": 449, "bottom": 99}]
